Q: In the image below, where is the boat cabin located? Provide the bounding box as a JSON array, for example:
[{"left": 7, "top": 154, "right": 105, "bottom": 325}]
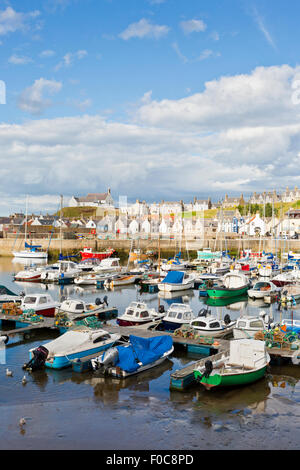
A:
[
  {"left": 22, "top": 294, "right": 56, "bottom": 309},
  {"left": 191, "top": 317, "right": 222, "bottom": 330},
  {"left": 164, "top": 303, "right": 194, "bottom": 323},
  {"left": 123, "top": 301, "right": 153, "bottom": 320},
  {"left": 235, "top": 316, "right": 265, "bottom": 330}
]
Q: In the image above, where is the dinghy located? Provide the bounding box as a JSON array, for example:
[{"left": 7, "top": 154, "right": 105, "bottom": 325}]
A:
[
  {"left": 248, "top": 280, "right": 281, "bottom": 299},
  {"left": 91, "top": 334, "right": 173, "bottom": 378},
  {"left": 194, "top": 339, "right": 270, "bottom": 390}
]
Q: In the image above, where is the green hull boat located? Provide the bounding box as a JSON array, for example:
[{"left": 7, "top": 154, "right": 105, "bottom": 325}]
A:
[
  {"left": 206, "top": 285, "right": 249, "bottom": 299},
  {"left": 193, "top": 339, "right": 270, "bottom": 390},
  {"left": 194, "top": 364, "right": 267, "bottom": 389}
]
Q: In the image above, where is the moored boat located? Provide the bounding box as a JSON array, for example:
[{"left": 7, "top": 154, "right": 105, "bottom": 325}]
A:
[
  {"left": 190, "top": 312, "right": 236, "bottom": 338},
  {"left": 21, "top": 293, "right": 59, "bottom": 317},
  {"left": 116, "top": 301, "right": 165, "bottom": 327},
  {"left": 160, "top": 303, "right": 194, "bottom": 331},
  {"left": 80, "top": 247, "right": 115, "bottom": 261},
  {"left": 158, "top": 271, "right": 194, "bottom": 292},
  {"left": 91, "top": 334, "right": 173, "bottom": 378},
  {"left": 248, "top": 280, "right": 281, "bottom": 299},
  {"left": 25, "top": 327, "right": 121, "bottom": 370},
  {"left": 194, "top": 339, "right": 270, "bottom": 390},
  {"left": 206, "top": 271, "right": 250, "bottom": 299}
]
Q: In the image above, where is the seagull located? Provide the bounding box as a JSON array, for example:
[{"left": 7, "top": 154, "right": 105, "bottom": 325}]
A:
[
  {"left": 22, "top": 375, "right": 27, "bottom": 385},
  {"left": 6, "top": 368, "right": 13, "bottom": 377}
]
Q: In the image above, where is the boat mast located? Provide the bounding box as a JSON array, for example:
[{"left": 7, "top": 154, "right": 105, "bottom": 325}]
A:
[
  {"left": 24, "top": 194, "right": 28, "bottom": 247},
  {"left": 60, "top": 194, "right": 63, "bottom": 256}
]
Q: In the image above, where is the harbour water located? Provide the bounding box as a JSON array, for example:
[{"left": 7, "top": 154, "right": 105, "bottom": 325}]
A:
[{"left": 1, "top": 258, "right": 300, "bottom": 450}]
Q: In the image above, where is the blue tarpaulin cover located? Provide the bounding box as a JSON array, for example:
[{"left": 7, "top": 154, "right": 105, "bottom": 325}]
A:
[
  {"left": 162, "top": 271, "right": 184, "bottom": 284},
  {"left": 113, "top": 335, "right": 173, "bottom": 373}
]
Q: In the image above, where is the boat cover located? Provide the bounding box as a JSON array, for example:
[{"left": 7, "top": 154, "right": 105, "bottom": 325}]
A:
[
  {"left": 114, "top": 335, "right": 173, "bottom": 373},
  {"left": 162, "top": 271, "right": 184, "bottom": 284},
  {"left": 0, "top": 285, "right": 18, "bottom": 296}
]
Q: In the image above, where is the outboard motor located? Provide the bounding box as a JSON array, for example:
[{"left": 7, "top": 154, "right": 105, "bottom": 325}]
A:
[
  {"left": 0, "top": 335, "right": 8, "bottom": 345},
  {"left": 198, "top": 308, "right": 207, "bottom": 317},
  {"left": 223, "top": 314, "right": 231, "bottom": 325},
  {"left": 92, "top": 347, "right": 119, "bottom": 372},
  {"left": 22, "top": 345, "right": 49, "bottom": 372},
  {"left": 197, "top": 360, "right": 213, "bottom": 382},
  {"left": 158, "top": 305, "right": 165, "bottom": 314}
]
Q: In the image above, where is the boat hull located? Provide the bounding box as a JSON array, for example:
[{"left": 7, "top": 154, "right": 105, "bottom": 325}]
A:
[
  {"left": 116, "top": 318, "right": 152, "bottom": 327},
  {"left": 13, "top": 251, "right": 48, "bottom": 259},
  {"left": 206, "top": 285, "right": 249, "bottom": 299},
  {"left": 194, "top": 365, "right": 267, "bottom": 389},
  {"left": 158, "top": 282, "right": 194, "bottom": 292}
]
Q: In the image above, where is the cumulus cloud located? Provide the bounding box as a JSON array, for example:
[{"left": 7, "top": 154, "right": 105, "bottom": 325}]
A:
[
  {"left": 1, "top": 65, "right": 300, "bottom": 212},
  {"left": 17, "top": 78, "right": 62, "bottom": 115},
  {"left": 8, "top": 54, "right": 33, "bottom": 65},
  {"left": 180, "top": 19, "right": 207, "bottom": 34},
  {"left": 0, "top": 6, "right": 40, "bottom": 36},
  {"left": 39, "top": 49, "right": 55, "bottom": 58},
  {"left": 55, "top": 50, "right": 87, "bottom": 70},
  {"left": 119, "top": 18, "right": 170, "bottom": 40}
]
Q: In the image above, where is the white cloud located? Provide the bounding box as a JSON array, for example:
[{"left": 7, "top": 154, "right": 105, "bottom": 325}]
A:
[
  {"left": 0, "top": 6, "right": 40, "bottom": 36},
  {"left": 180, "top": 19, "right": 207, "bottom": 34},
  {"left": 252, "top": 7, "right": 276, "bottom": 50},
  {"left": 55, "top": 49, "right": 87, "bottom": 70},
  {"left": 18, "top": 78, "right": 62, "bottom": 115},
  {"left": 39, "top": 49, "right": 55, "bottom": 58},
  {"left": 8, "top": 54, "right": 32, "bottom": 65},
  {"left": 210, "top": 31, "right": 220, "bottom": 41},
  {"left": 1, "top": 65, "right": 300, "bottom": 211},
  {"left": 119, "top": 18, "right": 170, "bottom": 40},
  {"left": 172, "top": 42, "right": 188, "bottom": 63},
  {"left": 197, "top": 49, "right": 214, "bottom": 61}
]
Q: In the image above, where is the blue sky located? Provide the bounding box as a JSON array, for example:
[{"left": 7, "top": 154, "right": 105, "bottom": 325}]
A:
[{"left": 1, "top": 0, "right": 300, "bottom": 213}]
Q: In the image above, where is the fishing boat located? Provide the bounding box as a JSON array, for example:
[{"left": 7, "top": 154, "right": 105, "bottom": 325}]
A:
[
  {"left": 20, "top": 293, "right": 59, "bottom": 317},
  {"left": 26, "top": 327, "right": 121, "bottom": 370},
  {"left": 157, "top": 271, "right": 194, "bottom": 292},
  {"left": 247, "top": 280, "right": 281, "bottom": 299},
  {"left": 92, "top": 257, "right": 122, "bottom": 274},
  {"left": 14, "top": 265, "right": 44, "bottom": 282},
  {"left": 206, "top": 271, "right": 250, "bottom": 299},
  {"left": 233, "top": 312, "right": 274, "bottom": 339},
  {"left": 190, "top": 312, "right": 236, "bottom": 338},
  {"left": 91, "top": 335, "right": 173, "bottom": 378},
  {"left": 116, "top": 301, "right": 165, "bottom": 327},
  {"left": 194, "top": 339, "right": 270, "bottom": 390},
  {"left": 56, "top": 297, "right": 109, "bottom": 319},
  {"left": 270, "top": 272, "right": 295, "bottom": 287},
  {"left": 80, "top": 247, "right": 116, "bottom": 261},
  {"left": 40, "top": 260, "right": 81, "bottom": 283},
  {"left": 160, "top": 303, "right": 194, "bottom": 331},
  {"left": 280, "top": 285, "right": 300, "bottom": 303},
  {"left": 105, "top": 274, "right": 139, "bottom": 288},
  {"left": 0, "top": 285, "right": 23, "bottom": 304}
]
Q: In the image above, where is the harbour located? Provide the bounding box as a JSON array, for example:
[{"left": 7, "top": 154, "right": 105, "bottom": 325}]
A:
[{"left": 1, "top": 250, "right": 300, "bottom": 450}]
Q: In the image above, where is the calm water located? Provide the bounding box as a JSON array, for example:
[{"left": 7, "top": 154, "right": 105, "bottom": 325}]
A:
[{"left": 0, "top": 258, "right": 300, "bottom": 450}]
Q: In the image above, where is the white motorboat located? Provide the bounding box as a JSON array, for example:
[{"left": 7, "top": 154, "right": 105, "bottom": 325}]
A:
[
  {"left": 105, "top": 274, "right": 139, "bottom": 288},
  {"left": 40, "top": 261, "right": 81, "bottom": 283},
  {"left": 190, "top": 311, "right": 236, "bottom": 338},
  {"left": 208, "top": 260, "right": 231, "bottom": 275},
  {"left": 248, "top": 280, "right": 281, "bottom": 299},
  {"left": 116, "top": 301, "right": 165, "bottom": 327},
  {"left": 0, "top": 285, "right": 23, "bottom": 304},
  {"left": 77, "top": 258, "right": 102, "bottom": 271},
  {"left": 233, "top": 312, "right": 274, "bottom": 339},
  {"left": 158, "top": 271, "right": 194, "bottom": 292},
  {"left": 92, "top": 257, "right": 122, "bottom": 274},
  {"left": 91, "top": 334, "right": 173, "bottom": 378},
  {"left": 14, "top": 267, "right": 43, "bottom": 282},
  {"left": 21, "top": 293, "right": 59, "bottom": 317},
  {"left": 160, "top": 303, "right": 195, "bottom": 331},
  {"left": 57, "top": 297, "right": 109, "bottom": 319},
  {"left": 26, "top": 327, "right": 121, "bottom": 370}
]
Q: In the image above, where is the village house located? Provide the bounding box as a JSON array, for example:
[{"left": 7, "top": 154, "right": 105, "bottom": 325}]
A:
[{"left": 68, "top": 188, "right": 114, "bottom": 208}]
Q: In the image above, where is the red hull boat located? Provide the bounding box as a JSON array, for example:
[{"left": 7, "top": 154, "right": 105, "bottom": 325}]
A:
[{"left": 80, "top": 247, "right": 115, "bottom": 261}]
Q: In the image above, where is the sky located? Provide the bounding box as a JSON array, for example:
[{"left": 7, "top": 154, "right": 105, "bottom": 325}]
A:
[{"left": 1, "top": 0, "right": 300, "bottom": 214}]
